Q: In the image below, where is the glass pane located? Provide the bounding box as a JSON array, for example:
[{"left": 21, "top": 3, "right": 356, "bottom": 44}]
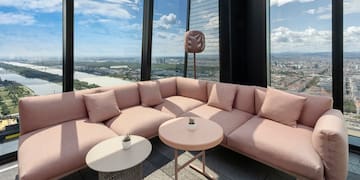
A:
[
  {"left": 74, "top": 0, "right": 143, "bottom": 89},
  {"left": 0, "top": 1, "right": 62, "bottom": 156},
  {"left": 188, "top": 0, "right": 219, "bottom": 81},
  {"left": 151, "top": 0, "right": 187, "bottom": 79},
  {"left": 344, "top": 0, "right": 360, "bottom": 138},
  {"left": 270, "top": 0, "right": 332, "bottom": 96}
]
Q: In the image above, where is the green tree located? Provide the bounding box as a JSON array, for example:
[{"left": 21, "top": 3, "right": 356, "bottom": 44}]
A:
[{"left": 344, "top": 98, "right": 357, "bottom": 113}]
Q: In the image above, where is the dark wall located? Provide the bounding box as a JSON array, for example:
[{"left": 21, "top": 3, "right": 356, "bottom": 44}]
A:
[{"left": 219, "top": 0, "right": 267, "bottom": 87}]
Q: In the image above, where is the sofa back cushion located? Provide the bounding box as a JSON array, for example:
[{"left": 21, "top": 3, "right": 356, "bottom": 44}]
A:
[
  {"left": 138, "top": 81, "right": 163, "bottom": 107},
  {"left": 100, "top": 83, "right": 140, "bottom": 109},
  {"left": 207, "top": 82, "right": 237, "bottom": 111},
  {"left": 234, "top": 85, "right": 256, "bottom": 114},
  {"left": 259, "top": 87, "right": 306, "bottom": 127},
  {"left": 19, "top": 88, "right": 97, "bottom": 135},
  {"left": 254, "top": 87, "right": 267, "bottom": 114},
  {"left": 298, "top": 94, "right": 333, "bottom": 127},
  {"left": 176, "top": 77, "right": 207, "bottom": 102},
  {"left": 156, "top": 77, "right": 177, "bottom": 98},
  {"left": 254, "top": 87, "right": 333, "bottom": 127},
  {"left": 83, "top": 90, "right": 121, "bottom": 123}
]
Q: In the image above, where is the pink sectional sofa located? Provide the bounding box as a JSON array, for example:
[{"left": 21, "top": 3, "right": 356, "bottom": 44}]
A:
[{"left": 18, "top": 77, "right": 348, "bottom": 180}]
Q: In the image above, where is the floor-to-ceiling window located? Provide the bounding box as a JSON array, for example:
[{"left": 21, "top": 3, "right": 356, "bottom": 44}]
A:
[
  {"left": 344, "top": 0, "right": 360, "bottom": 140},
  {"left": 187, "top": 0, "right": 219, "bottom": 81},
  {"left": 151, "top": 0, "right": 186, "bottom": 79},
  {"left": 74, "top": 0, "right": 143, "bottom": 89},
  {"left": 0, "top": 0, "right": 63, "bottom": 156},
  {"left": 270, "top": 0, "right": 332, "bottom": 96}
]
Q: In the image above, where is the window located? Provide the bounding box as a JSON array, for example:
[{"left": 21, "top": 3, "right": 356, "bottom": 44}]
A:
[
  {"left": 188, "top": 0, "right": 219, "bottom": 81},
  {"left": 344, "top": 0, "right": 360, "bottom": 138},
  {"left": 74, "top": 0, "right": 143, "bottom": 89},
  {"left": 0, "top": 0, "right": 62, "bottom": 156},
  {"left": 151, "top": 0, "right": 186, "bottom": 79},
  {"left": 270, "top": 0, "right": 332, "bottom": 96}
]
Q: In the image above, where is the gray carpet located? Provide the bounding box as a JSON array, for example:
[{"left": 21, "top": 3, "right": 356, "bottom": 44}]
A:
[{"left": 1, "top": 137, "right": 360, "bottom": 180}]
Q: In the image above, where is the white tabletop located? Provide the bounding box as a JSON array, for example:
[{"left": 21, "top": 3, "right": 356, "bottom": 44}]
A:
[
  {"left": 85, "top": 135, "right": 152, "bottom": 172},
  {"left": 159, "top": 117, "right": 223, "bottom": 151}
]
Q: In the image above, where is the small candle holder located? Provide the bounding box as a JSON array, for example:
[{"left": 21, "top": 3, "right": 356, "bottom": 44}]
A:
[
  {"left": 187, "top": 118, "right": 197, "bottom": 131},
  {"left": 122, "top": 134, "right": 131, "bottom": 150}
]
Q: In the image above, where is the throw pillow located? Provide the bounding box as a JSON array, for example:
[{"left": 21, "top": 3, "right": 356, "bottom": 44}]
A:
[
  {"left": 138, "top": 81, "right": 163, "bottom": 106},
  {"left": 259, "top": 87, "right": 306, "bottom": 127},
  {"left": 83, "top": 90, "right": 121, "bottom": 123},
  {"left": 207, "top": 83, "right": 237, "bottom": 111}
]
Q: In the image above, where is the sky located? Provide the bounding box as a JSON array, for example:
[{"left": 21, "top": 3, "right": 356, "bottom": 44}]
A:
[
  {"left": 271, "top": 0, "right": 360, "bottom": 53},
  {"left": 1, "top": 0, "right": 359, "bottom": 57},
  {"left": 0, "top": 0, "right": 218, "bottom": 58}
]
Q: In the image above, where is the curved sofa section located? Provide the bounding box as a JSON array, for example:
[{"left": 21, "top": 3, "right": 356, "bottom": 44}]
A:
[{"left": 18, "top": 77, "right": 348, "bottom": 180}]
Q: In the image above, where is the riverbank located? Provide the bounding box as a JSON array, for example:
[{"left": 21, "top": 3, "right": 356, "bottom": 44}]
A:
[
  {"left": 4, "top": 61, "right": 133, "bottom": 87},
  {"left": 0, "top": 63, "right": 99, "bottom": 90},
  {"left": 0, "top": 78, "right": 33, "bottom": 115}
]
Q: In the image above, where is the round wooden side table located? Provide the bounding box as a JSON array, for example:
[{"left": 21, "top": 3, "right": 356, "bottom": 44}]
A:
[
  {"left": 86, "top": 135, "right": 152, "bottom": 180},
  {"left": 158, "top": 117, "right": 223, "bottom": 180}
]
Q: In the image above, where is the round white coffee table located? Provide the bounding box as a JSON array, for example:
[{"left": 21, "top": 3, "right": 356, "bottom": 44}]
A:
[
  {"left": 158, "top": 117, "right": 223, "bottom": 180},
  {"left": 85, "top": 135, "right": 152, "bottom": 180}
]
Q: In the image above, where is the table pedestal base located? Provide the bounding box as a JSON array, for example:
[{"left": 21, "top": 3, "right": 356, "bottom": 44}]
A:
[
  {"left": 174, "top": 150, "right": 214, "bottom": 180},
  {"left": 98, "top": 164, "right": 143, "bottom": 180}
]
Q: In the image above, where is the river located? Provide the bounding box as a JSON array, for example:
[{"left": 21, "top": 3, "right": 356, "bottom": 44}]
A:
[
  {"left": 4, "top": 62, "right": 132, "bottom": 87},
  {"left": 0, "top": 68, "right": 62, "bottom": 95}
]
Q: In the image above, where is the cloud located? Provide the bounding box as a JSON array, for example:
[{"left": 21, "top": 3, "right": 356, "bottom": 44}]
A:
[
  {"left": 271, "top": 26, "right": 331, "bottom": 52},
  {"left": 152, "top": 30, "right": 184, "bottom": 56},
  {"left": 343, "top": 0, "right": 360, "bottom": 15},
  {"left": 0, "top": 12, "right": 35, "bottom": 25},
  {"left": 0, "top": 0, "right": 141, "bottom": 19},
  {"left": 305, "top": 0, "right": 360, "bottom": 19},
  {"left": 305, "top": 4, "right": 331, "bottom": 19},
  {"left": 154, "top": 13, "right": 177, "bottom": 29},
  {"left": 270, "top": 0, "right": 314, "bottom": 7},
  {"left": 271, "top": 25, "right": 360, "bottom": 52},
  {"left": 0, "top": 0, "right": 62, "bottom": 12},
  {"left": 75, "top": 0, "right": 135, "bottom": 19},
  {"left": 344, "top": 26, "right": 360, "bottom": 51}
]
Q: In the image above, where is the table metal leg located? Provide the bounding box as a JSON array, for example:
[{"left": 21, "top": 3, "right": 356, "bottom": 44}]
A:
[
  {"left": 173, "top": 149, "right": 214, "bottom": 180},
  {"left": 175, "top": 149, "right": 178, "bottom": 180}
]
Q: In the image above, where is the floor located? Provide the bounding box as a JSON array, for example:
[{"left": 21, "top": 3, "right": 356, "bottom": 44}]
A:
[{"left": 1, "top": 137, "right": 360, "bottom": 180}]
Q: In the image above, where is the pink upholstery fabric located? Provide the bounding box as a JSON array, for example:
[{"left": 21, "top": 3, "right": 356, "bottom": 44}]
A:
[
  {"left": 99, "top": 83, "right": 140, "bottom": 109},
  {"left": 138, "top": 81, "right": 163, "bottom": 106},
  {"left": 18, "top": 119, "right": 117, "bottom": 180},
  {"left": 234, "top": 85, "right": 256, "bottom": 114},
  {"left": 254, "top": 87, "right": 266, "bottom": 114},
  {"left": 259, "top": 87, "right": 306, "bottom": 127},
  {"left": 156, "top": 77, "right": 177, "bottom": 98},
  {"left": 106, "top": 106, "right": 173, "bottom": 138},
  {"left": 176, "top": 77, "right": 207, "bottom": 102},
  {"left": 19, "top": 88, "right": 97, "bottom": 135},
  {"left": 298, "top": 94, "right": 333, "bottom": 127},
  {"left": 254, "top": 87, "right": 333, "bottom": 127},
  {"left": 312, "top": 109, "right": 348, "bottom": 180},
  {"left": 227, "top": 116, "right": 323, "bottom": 180},
  {"left": 83, "top": 90, "right": 121, "bottom": 123},
  {"left": 154, "top": 96, "right": 204, "bottom": 117},
  {"left": 182, "top": 104, "right": 253, "bottom": 144},
  {"left": 207, "top": 82, "right": 237, "bottom": 111}
]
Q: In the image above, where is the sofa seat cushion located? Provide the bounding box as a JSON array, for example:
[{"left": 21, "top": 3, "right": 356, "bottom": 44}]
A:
[
  {"left": 181, "top": 105, "right": 253, "bottom": 144},
  {"left": 227, "top": 116, "right": 323, "bottom": 180},
  {"left": 18, "top": 119, "right": 117, "bottom": 180},
  {"left": 154, "top": 96, "right": 204, "bottom": 117},
  {"left": 106, "top": 106, "right": 173, "bottom": 137}
]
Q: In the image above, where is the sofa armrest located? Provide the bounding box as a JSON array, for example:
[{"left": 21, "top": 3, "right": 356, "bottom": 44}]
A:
[{"left": 312, "top": 109, "right": 348, "bottom": 180}]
